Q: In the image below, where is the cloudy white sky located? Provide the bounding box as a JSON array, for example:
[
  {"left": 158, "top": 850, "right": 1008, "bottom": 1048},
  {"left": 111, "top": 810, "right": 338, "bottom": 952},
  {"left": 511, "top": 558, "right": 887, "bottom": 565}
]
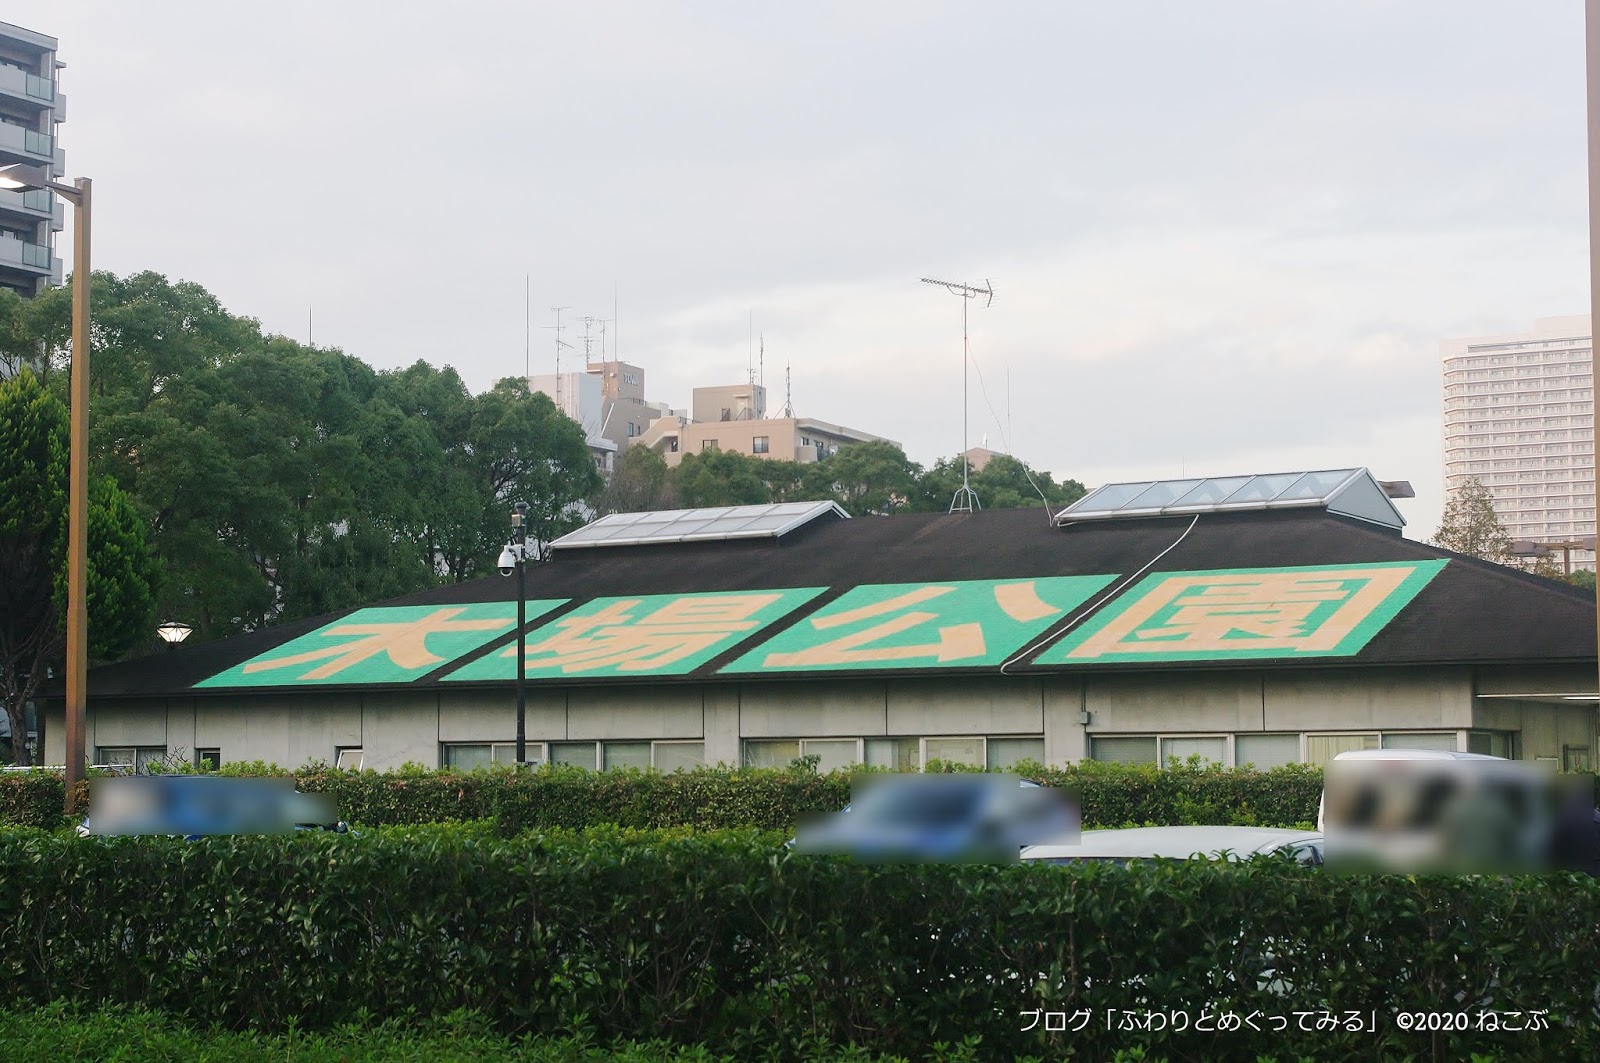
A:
[{"left": 32, "top": 1, "right": 1594, "bottom": 537}]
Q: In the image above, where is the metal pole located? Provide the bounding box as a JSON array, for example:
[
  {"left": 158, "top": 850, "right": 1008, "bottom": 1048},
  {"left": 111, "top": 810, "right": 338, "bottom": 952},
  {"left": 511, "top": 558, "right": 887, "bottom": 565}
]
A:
[
  {"left": 962, "top": 291, "right": 970, "bottom": 496},
  {"left": 1588, "top": 2, "right": 1600, "bottom": 708},
  {"left": 514, "top": 501, "right": 529, "bottom": 766},
  {"left": 515, "top": 555, "right": 526, "bottom": 765},
  {"left": 64, "top": 177, "right": 90, "bottom": 810}
]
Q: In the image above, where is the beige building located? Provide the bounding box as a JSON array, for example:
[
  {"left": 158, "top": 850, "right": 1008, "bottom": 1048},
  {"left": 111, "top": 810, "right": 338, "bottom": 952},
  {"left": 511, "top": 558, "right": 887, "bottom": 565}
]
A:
[
  {"left": 1443, "top": 315, "right": 1596, "bottom": 570},
  {"left": 654, "top": 381, "right": 893, "bottom": 465},
  {"left": 51, "top": 473, "right": 1600, "bottom": 775}
]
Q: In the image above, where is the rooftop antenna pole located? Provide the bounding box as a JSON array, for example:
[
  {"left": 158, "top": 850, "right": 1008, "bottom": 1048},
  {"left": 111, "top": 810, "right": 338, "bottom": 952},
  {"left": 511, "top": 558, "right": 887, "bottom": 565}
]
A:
[
  {"left": 613, "top": 281, "right": 619, "bottom": 366},
  {"left": 543, "top": 306, "right": 573, "bottom": 413},
  {"left": 779, "top": 359, "right": 795, "bottom": 418},
  {"left": 920, "top": 276, "right": 994, "bottom": 513},
  {"left": 748, "top": 310, "right": 754, "bottom": 387}
]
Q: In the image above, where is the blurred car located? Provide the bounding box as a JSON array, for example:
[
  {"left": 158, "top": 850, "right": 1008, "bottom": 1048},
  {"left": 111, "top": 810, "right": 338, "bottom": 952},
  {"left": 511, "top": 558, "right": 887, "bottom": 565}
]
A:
[
  {"left": 1317, "top": 749, "right": 1594, "bottom": 874},
  {"left": 1021, "top": 825, "right": 1323, "bottom": 866},
  {"left": 794, "top": 774, "right": 1079, "bottom": 863},
  {"left": 77, "top": 774, "right": 347, "bottom": 839}
]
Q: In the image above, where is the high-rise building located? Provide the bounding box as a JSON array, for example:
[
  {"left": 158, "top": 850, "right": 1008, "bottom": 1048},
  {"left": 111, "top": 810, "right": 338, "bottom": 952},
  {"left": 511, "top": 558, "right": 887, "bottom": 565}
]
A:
[
  {"left": 1441, "top": 315, "right": 1596, "bottom": 570},
  {"left": 0, "top": 19, "right": 63, "bottom": 298}
]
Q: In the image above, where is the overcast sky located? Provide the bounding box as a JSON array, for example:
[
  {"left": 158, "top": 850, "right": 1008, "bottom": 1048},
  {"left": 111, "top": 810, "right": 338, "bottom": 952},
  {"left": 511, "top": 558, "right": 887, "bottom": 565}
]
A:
[{"left": 33, "top": 1, "right": 1593, "bottom": 538}]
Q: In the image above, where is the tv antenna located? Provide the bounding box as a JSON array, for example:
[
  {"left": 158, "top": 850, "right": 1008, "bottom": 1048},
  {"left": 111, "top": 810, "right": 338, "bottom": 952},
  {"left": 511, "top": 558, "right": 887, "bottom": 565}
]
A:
[
  {"left": 542, "top": 307, "right": 573, "bottom": 412},
  {"left": 920, "top": 277, "right": 994, "bottom": 513},
  {"left": 779, "top": 359, "right": 795, "bottom": 418}
]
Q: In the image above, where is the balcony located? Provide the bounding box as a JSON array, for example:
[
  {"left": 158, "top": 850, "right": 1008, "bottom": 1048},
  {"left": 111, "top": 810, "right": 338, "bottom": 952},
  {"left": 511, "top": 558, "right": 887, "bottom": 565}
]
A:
[
  {"left": 0, "top": 64, "right": 54, "bottom": 107},
  {"left": 0, "top": 122, "right": 51, "bottom": 162},
  {"left": 0, "top": 234, "right": 54, "bottom": 272},
  {"left": 0, "top": 187, "right": 59, "bottom": 225}
]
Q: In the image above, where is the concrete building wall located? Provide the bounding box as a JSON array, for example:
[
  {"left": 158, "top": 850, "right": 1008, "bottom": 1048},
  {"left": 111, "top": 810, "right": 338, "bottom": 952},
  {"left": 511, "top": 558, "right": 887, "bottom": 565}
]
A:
[{"left": 47, "top": 664, "right": 1598, "bottom": 772}]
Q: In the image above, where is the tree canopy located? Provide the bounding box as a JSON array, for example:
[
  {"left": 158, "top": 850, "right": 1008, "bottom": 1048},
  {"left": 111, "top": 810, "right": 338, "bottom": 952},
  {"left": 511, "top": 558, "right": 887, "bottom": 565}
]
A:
[
  {"left": 0, "top": 369, "right": 161, "bottom": 764},
  {"left": 13, "top": 270, "right": 600, "bottom": 642},
  {"left": 592, "top": 440, "right": 1081, "bottom": 519},
  {"left": 1431, "top": 477, "right": 1516, "bottom": 566}
]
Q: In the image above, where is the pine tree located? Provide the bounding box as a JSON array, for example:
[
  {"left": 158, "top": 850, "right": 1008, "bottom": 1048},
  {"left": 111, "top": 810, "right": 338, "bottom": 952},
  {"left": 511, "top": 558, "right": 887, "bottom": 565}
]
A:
[{"left": 1432, "top": 477, "right": 1516, "bottom": 565}]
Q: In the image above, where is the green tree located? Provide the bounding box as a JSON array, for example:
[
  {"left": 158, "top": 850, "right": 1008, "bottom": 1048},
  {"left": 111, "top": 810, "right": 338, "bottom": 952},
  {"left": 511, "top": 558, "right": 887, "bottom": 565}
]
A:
[
  {"left": 594, "top": 444, "right": 677, "bottom": 514},
  {"left": 912, "top": 453, "right": 1085, "bottom": 512},
  {"left": 0, "top": 369, "right": 161, "bottom": 764},
  {"left": 1432, "top": 477, "right": 1516, "bottom": 565},
  {"left": 800, "top": 440, "right": 922, "bottom": 516},
  {"left": 1568, "top": 569, "right": 1597, "bottom": 591},
  {"left": 671, "top": 450, "right": 771, "bottom": 507}
]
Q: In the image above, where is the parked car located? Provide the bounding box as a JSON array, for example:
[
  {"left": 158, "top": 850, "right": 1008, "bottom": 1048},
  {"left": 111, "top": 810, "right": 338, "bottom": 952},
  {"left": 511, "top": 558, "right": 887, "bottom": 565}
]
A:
[
  {"left": 793, "top": 774, "right": 1079, "bottom": 862},
  {"left": 77, "top": 774, "right": 347, "bottom": 839},
  {"left": 1021, "top": 825, "right": 1323, "bottom": 866}
]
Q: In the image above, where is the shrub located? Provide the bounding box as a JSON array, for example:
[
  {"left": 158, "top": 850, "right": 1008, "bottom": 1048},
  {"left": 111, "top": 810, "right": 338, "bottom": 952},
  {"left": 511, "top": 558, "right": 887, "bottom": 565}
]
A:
[
  {"left": 0, "top": 762, "right": 1326, "bottom": 833},
  {"left": 0, "top": 827, "right": 1594, "bottom": 1060}
]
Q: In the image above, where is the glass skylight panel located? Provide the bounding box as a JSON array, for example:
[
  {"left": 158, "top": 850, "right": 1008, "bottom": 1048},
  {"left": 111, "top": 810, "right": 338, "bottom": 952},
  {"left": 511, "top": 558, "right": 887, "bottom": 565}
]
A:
[
  {"left": 1055, "top": 468, "right": 1400, "bottom": 529},
  {"left": 1219, "top": 473, "right": 1303, "bottom": 505},
  {"left": 1119, "top": 479, "right": 1204, "bottom": 511},
  {"left": 1273, "top": 469, "right": 1359, "bottom": 502},
  {"left": 1072, "top": 482, "right": 1157, "bottom": 513},
  {"left": 1168, "top": 476, "right": 1253, "bottom": 508},
  {"left": 550, "top": 500, "right": 847, "bottom": 550}
]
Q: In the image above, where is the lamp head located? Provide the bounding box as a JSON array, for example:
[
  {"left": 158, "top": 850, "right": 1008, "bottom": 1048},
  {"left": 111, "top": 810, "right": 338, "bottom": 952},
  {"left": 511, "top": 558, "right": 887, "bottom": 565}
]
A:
[{"left": 155, "top": 620, "right": 193, "bottom": 645}]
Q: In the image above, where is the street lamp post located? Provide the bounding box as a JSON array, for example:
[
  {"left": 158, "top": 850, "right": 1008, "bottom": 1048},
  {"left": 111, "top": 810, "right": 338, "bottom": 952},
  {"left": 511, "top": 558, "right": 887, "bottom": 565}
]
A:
[
  {"left": 1511, "top": 537, "right": 1599, "bottom": 579},
  {"left": 497, "top": 502, "right": 532, "bottom": 765},
  {"left": 0, "top": 163, "right": 91, "bottom": 807}
]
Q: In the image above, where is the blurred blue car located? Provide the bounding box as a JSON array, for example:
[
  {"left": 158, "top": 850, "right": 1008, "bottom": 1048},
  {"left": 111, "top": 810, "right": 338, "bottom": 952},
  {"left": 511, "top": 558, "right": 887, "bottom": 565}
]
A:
[
  {"left": 77, "top": 774, "right": 347, "bottom": 839},
  {"left": 793, "top": 774, "right": 1079, "bottom": 863}
]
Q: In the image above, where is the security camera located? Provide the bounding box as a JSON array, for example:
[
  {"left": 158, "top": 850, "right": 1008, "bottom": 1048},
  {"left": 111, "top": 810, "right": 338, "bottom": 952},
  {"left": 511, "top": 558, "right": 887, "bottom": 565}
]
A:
[{"left": 497, "top": 545, "right": 518, "bottom": 577}]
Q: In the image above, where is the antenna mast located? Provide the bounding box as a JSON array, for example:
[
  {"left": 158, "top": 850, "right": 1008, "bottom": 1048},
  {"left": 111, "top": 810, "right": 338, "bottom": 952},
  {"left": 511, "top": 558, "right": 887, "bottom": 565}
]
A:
[
  {"left": 543, "top": 306, "right": 573, "bottom": 413},
  {"left": 779, "top": 360, "right": 795, "bottom": 418},
  {"left": 920, "top": 276, "right": 995, "bottom": 514}
]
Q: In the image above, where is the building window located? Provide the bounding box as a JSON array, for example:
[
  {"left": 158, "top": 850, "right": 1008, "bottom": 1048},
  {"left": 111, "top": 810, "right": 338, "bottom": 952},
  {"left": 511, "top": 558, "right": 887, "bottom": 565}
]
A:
[
  {"left": 1088, "top": 736, "right": 1158, "bottom": 765},
  {"left": 1305, "top": 734, "right": 1379, "bottom": 765},
  {"left": 1563, "top": 745, "right": 1593, "bottom": 772},
  {"left": 1159, "top": 736, "right": 1227, "bottom": 766},
  {"left": 335, "top": 747, "right": 365, "bottom": 771},
  {"left": 195, "top": 748, "right": 221, "bottom": 772},
  {"left": 1467, "top": 731, "right": 1516, "bottom": 759},
  {"left": 549, "top": 740, "right": 705, "bottom": 771},
  {"left": 95, "top": 746, "right": 167, "bottom": 773},
  {"left": 1379, "top": 732, "right": 1458, "bottom": 753},
  {"left": 864, "top": 737, "right": 919, "bottom": 771},
  {"left": 987, "top": 737, "right": 1045, "bottom": 769},
  {"left": 752, "top": 435, "right": 770, "bottom": 454},
  {"left": 443, "top": 742, "right": 533, "bottom": 769},
  {"left": 742, "top": 738, "right": 868, "bottom": 771},
  {"left": 702, "top": 439, "right": 719, "bottom": 452},
  {"left": 1234, "top": 733, "right": 1300, "bottom": 770},
  {"left": 923, "top": 736, "right": 984, "bottom": 768}
]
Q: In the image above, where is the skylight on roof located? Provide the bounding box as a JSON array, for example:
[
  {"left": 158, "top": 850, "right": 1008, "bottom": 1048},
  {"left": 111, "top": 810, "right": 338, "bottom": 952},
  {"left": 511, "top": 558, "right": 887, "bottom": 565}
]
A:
[
  {"left": 1055, "top": 468, "right": 1404, "bottom": 531},
  {"left": 550, "top": 500, "right": 849, "bottom": 551}
]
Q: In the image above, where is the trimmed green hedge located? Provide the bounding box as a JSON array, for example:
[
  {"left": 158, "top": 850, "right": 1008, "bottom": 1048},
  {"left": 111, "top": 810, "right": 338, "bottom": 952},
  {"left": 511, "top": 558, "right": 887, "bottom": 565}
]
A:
[
  {"left": 0, "top": 761, "right": 1325, "bottom": 833},
  {"left": 2, "top": 827, "right": 1596, "bottom": 1059}
]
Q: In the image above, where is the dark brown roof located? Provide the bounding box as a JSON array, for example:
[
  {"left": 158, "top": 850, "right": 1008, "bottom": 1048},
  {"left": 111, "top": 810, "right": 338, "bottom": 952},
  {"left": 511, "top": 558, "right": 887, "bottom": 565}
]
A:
[{"left": 81, "top": 507, "right": 1597, "bottom": 699}]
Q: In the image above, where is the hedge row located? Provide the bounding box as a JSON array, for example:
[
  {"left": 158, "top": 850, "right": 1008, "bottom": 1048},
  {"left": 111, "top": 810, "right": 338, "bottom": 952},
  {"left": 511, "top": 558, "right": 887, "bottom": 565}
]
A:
[
  {"left": 2, "top": 827, "right": 1597, "bottom": 1059},
  {"left": 0, "top": 761, "right": 1325, "bottom": 833}
]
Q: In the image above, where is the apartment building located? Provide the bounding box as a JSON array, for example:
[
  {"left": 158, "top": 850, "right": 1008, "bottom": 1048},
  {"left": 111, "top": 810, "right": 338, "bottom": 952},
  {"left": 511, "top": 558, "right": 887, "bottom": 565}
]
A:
[
  {"left": 661, "top": 380, "right": 893, "bottom": 464},
  {"left": 0, "top": 19, "right": 63, "bottom": 298},
  {"left": 1442, "top": 315, "right": 1596, "bottom": 570}
]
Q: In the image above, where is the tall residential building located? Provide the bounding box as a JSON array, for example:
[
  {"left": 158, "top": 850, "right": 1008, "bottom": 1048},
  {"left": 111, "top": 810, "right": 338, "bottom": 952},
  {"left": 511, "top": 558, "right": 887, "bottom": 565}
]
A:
[
  {"left": 0, "top": 19, "right": 63, "bottom": 297},
  {"left": 1441, "top": 315, "right": 1596, "bottom": 569}
]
